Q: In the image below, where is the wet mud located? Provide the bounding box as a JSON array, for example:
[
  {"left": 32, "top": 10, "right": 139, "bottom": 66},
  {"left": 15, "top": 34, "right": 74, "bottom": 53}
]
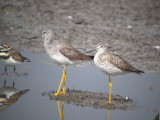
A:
[
  {"left": 43, "top": 89, "right": 135, "bottom": 110},
  {"left": 0, "top": 0, "right": 160, "bottom": 72}
]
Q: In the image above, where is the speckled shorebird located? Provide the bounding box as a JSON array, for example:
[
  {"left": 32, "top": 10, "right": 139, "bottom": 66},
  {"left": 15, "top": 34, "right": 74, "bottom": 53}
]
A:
[
  {"left": 94, "top": 43, "right": 144, "bottom": 104},
  {"left": 30, "top": 29, "right": 93, "bottom": 96},
  {"left": 0, "top": 44, "right": 30, "bottom": 75}
]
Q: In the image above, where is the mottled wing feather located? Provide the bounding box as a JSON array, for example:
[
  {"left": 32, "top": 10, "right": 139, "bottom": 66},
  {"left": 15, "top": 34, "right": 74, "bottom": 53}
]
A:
[
  {"left": 59, "top": 47, "right": 91, "bottom": 60},
  {"left": 53, "top": 40, "right": 92, "bottom": 60},
  {"left": 100, "top": 53, "right": 142, "bottom": 73}
]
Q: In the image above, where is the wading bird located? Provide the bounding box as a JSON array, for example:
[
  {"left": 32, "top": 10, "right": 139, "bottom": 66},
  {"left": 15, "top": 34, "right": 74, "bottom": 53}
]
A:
[
  {"left": 30, "top": 29, "right": 93, "bottom": 96},
  {"left": 93, "top": 43, "right": 144, "bottom": 104}
]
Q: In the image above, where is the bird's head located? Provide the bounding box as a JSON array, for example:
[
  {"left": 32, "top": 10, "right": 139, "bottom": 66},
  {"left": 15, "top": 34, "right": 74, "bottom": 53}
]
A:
[
  {"left": 96, "top": 43, "right": 108, "bottom": 52},
  {"left": 0, "top": 44, "right": 11, "bottom": 52},
  {"left": 29, "top": 29, "right": 53, "bottom": 40},
  {"left": 41, "top": 29, "right": 53, "bottom": 38}
]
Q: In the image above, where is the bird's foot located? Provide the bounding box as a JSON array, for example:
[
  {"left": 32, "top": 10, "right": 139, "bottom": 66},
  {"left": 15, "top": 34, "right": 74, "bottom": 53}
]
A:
[
  {"left": 54, "top": 90, "right": 66, "bottom": 96},
  {"left": 107, "top": 101, "right": 112, "bottom": 104}
]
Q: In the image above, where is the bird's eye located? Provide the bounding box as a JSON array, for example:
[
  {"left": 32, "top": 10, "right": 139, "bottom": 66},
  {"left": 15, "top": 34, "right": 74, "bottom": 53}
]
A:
[{"left": 42, "top": 31, "right": 46, "bottom": 35}]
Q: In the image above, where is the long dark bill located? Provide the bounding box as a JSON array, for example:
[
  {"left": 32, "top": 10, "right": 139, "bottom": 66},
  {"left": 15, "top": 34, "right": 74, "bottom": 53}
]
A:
[{"left": 29, "top": 36, "right": 38, "bottom": 40}]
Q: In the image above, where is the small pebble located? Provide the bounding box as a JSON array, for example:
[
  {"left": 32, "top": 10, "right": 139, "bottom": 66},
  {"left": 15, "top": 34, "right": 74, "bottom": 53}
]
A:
[
  {"left": 153, "top": 46, "right": 160, "bottom": 50},
  {"left": 126, "top": 97, "right": 129, "bottom": 100},
  {"left": 68, "top": 16, "right": 73, "bottom": 19},
  {"left": 127, "top": 25, "right": 133, "bottom": 29},
  {"left": 114, "top": 51, "right": 118, "bottom": 54}
]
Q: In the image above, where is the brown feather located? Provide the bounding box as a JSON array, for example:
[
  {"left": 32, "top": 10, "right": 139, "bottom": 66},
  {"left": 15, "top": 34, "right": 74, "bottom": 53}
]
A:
[
  {"left": 100, "top": 52, "right": 144, "bottom": 74},
  {"left": 7, "top": 48, "right": 30, "bottom": 62},
  {"left": 54, "top": 40, "right": 93, "bottom": 61}
]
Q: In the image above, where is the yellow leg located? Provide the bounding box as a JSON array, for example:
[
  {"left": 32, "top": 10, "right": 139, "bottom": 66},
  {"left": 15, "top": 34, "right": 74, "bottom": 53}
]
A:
[
  {"left": 62, "top": 70, "right": 66, "bottom": 93},
  {"left": 57, "top": 101, "right": 64, "bottom": 120},
  {"left": 54, "top": 66, "right": 67, "bottom": 96},
  {"left": 108, "top": 75, "right": 112, "bottom": 104}
]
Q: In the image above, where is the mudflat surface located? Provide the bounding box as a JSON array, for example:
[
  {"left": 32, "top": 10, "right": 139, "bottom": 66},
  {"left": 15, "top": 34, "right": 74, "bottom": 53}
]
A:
[
  {"left": 0, "top": 0, "right": 160, "bottom": 72},
  {"left": 43, "top": 89, "right": 134, "bottom": 110}
]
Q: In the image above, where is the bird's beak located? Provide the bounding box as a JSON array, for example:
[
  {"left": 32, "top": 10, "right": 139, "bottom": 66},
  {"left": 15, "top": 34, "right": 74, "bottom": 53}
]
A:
[
  {"left": 29, "top": 33, "right": 42, "bottom": 40},
  {"left": 86, "top": 49, "right": 96, "bottom": 53},
  {"left": 29, "top": 36, "right": 39, "bottom": 40}
]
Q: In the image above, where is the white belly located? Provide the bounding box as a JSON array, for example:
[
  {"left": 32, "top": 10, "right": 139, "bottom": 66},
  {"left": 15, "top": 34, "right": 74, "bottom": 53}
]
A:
[
  {"left": 96, "top": 63, "right": 125, "bottom": 76},
  {"left": 0, "top": 56, "right": 21, "bottom": 66},
  {"left": 50, "top": 53, "right": 73, "bottom": 66},
  {"left": 94, "top": 53, "right": 124, "bottom": 76}
]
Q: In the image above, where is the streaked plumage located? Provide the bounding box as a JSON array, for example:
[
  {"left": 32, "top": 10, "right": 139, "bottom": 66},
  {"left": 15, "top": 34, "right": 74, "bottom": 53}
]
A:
[
  {"left": 94, "top": 43, "right": 143, "bottom": 75},
  {"left": 95, "top": 52, "right": 143, "bottom": 75},
  {"left": 40, "top": 29, "right": 93, "bottom": 96},
  {"left": 94, "top": 43, "right": 144, "bottom": 104},
  {"left": 42, "top": 30, "right": 93, "bottom": 65}
]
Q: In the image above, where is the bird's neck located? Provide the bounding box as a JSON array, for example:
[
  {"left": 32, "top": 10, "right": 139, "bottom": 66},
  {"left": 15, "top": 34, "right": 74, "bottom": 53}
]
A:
[
  {"left": 98, "top": 49, "right": 106, "bottom": 54},
  {"left": 95, "top": 50, "right": 104, "bottom": 60},
  {"left": 44, "top": 33, "right": 53, "bottom": 49},
  {"left": 43, "top": 34, "right": 53, "bottom": 53},
  {"left": 44, "top": 34, "right": 52, "bottom": 44}
]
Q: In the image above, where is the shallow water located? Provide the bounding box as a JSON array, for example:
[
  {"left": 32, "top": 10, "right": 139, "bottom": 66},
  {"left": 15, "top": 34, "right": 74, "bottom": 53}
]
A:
[{"left": 0, "top": 51, "right": 159, "bottom": 120}]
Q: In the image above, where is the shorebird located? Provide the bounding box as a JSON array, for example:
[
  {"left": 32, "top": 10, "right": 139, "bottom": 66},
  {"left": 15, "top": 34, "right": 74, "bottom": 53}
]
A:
[
  {"left": 0, "top": 44, "right": 30, "bottom": 75},
  {"left": 30, "top": 29, "right": 93, "bottom": 96},
  {"left": 94, "top": 43, "right": 144, "bottom": 104}
]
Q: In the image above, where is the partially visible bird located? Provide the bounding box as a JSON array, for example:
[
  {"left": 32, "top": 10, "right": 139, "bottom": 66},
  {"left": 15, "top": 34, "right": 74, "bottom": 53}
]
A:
[
  {"left": 0, "top": 44, "right": 30, "bottom": 75},
  {"left": 94, "top": 43, "right": 144, "bottom": 104}
]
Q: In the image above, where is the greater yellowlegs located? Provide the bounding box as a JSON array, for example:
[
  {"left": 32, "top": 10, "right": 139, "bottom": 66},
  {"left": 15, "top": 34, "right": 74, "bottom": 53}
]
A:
[
  {"left": 94, "top": 43, "right": 144, "bottom": 104},
  {"left": 30, "top": 29, "right": 93, "bottom": 96},
  {"left": 0, "top": 44, "right": 30, "bottom": 75}
]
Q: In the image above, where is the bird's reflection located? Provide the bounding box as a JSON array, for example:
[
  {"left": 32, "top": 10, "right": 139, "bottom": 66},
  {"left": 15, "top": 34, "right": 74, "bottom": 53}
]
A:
[
  {"left": 3, "top": 74, "right": 15, "bottom": 87},
  {"left": 0, "top": 76, "right": 29, "bottom": 111},
  {"left": 107, "top": 109, "right": 111, "bottom": 120},
  {"left": 56, "top": 100, "right": 64, "bottom": 120},
  {"left": 55, "top": 100, "right": 111, "bottom": 120}
]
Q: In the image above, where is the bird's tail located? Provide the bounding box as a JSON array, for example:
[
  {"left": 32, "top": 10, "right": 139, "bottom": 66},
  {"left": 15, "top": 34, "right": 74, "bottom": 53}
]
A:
[
  {"left": 24, "top": 57, "right": 31, "bottom": 62},
  {"left": 90, "top": 55, "right": 94, "bottom": 60},
  {"left": 81, "top": 54, "right": 94, "bottom": 60},
  {"left": 85, "top": 55, "right": 94, "bottom": 60},
  {"left": 135, "top": 69, "right": 144, "bottom": 74}
]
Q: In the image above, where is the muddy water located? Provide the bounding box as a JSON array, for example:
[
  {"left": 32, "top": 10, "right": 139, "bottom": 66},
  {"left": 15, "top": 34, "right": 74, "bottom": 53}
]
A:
[{"left": 0, "top": 51, "right": 159, "bottom": 120}]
